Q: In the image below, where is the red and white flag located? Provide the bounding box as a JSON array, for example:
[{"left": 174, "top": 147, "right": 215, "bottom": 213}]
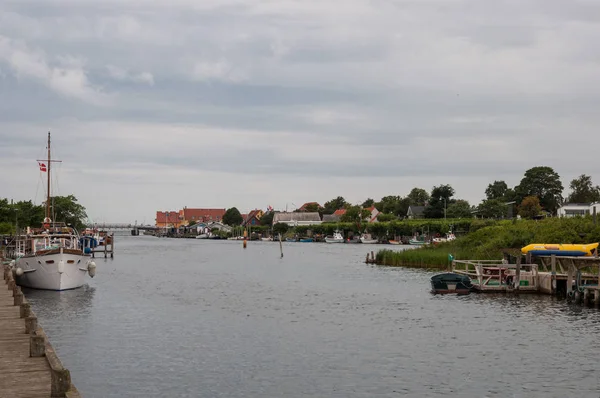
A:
[{"left": 38, "top": 162, "right": 47, "bottom": 172}]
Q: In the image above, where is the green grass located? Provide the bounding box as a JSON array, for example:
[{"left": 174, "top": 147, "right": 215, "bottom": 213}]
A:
[{"left": 376, "top": 216, "right": 600, "bottom": 268}]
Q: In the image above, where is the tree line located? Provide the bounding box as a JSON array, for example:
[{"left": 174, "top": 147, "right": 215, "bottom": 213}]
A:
[
  {"left": 0, "top": 195, "right": 88, "bottom": 234},
  {"left": 218, "top": 166, "right": 600, "bottom": 227}
]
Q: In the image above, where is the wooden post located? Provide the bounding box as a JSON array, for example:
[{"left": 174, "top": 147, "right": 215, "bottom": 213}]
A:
[
  {"left": 551, "top": 255, "right": 557, "bottom": 295},
  {"left": 278, "top": 233, "right": 283, "bottom": 258},
  {"left": 595, "top": 289, "right": 600, "bottom": 307},
  {"left": 584, "top": 288, "right": 590, "bottom": 305},
  {"left": 515, "top": 256, "right": 521, "bottom": 291},
  {"left": 566, "top": 261, "right": 574, "bottom": 296},
  {"left": 110, "top": 233, "right": 114, "bottom": 258},
  {"left": 104, "top": 239, "right": 107, "bottom": 258}
]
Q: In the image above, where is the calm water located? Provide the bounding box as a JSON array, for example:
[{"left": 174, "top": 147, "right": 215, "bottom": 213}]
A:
[{"left": 24, "top": 236, "right": 600, "bottom": 398}]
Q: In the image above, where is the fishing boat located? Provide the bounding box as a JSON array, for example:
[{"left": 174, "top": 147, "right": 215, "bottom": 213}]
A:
[
  {"left": 430, "top": 272, "right": 473, "bottom": 294},
  {"left": 12, "top": 132, "right": 96, "bottom": 291},
  {"left": 325, "top": 231, "right": 344, "bottom": 243},
  {"left": 409, "top": 235, "right": 429, "bottom": 245},
  {"left": 359, "top": 233, "right": 378, "bottom": 244},
  {"left": 432, "top": 232, "right": 456, "bottom": 244},
  {"left": 521, "top": 243, "right": 599, "bottom": 257},
  {"left": 299, "top": 237, "right": 314, "bottom": 243}
]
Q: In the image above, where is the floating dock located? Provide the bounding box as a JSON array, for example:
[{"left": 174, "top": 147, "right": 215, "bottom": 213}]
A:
[{"left": 0, "top": 262, "right": 80, "bottom": 397}]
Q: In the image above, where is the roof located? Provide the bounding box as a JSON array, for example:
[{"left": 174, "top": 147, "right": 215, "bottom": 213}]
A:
[
  {"left": 333, "top": 209, "right": 347, "bottom": 216},
  {"left": 182, "top": 208, "right": 226, "bottom": 221},
  {"left": 407, "top": 206, "right": 425, "bottom": 216},
  {"left": 272, "top": 212, "right": 322, "bottom": 223},
  {"left": 243, "top": 209, "right": 263, "bottom": 225},
  {"left": 156, "top": 211, "right": 181, "bottom": 224},
  {"left": 561, "top": 203, "right": 595, "bottom": 207},
  {"left": 322, "top": 214, "right": 341, "bottom": 223}
]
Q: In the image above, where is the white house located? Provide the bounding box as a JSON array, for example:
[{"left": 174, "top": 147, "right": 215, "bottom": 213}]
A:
[
  {"left": 272, "top": 212, "right": 322, "bottom": 226},
  {"left": 557, "top": 202, "right": 600, "bottom": 217}
]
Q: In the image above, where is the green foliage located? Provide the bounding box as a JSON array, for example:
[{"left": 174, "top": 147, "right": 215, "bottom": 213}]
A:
[
  {"left": 188, "top": 220, "right": 197, "bottom": 227},
  {"left": 478, "top": 199, "right": 508, "bottom": 219},
  {"left": 272, "top": 222, "right": 289, "bottom": 236},
  {"left": 323, "top": 196, "right": 347, "bottom": 215},
  {"left": 376, "top": 213, "right": 397, "bottom": 222},
  {"left": 376, "top": 216, "right": 600, "bottom": 268},
  {"left": 340, "top": 205, "right": 371, "bottom": 226},
  {"left": 223, "top": 207, "right": 243, "bottom": 226},
  {"left": 362, "top": 198, "right": 375, "bottom": 208},
  {"left": 518, "top": 196, "right": 542, "bottom": 219},
  {"left": 47, "top": 195, "right": 87, "bottom": 230},
  {"left": 406, "top": 188, "right": 429, "bottom": 205},
  {"left": 567, "top": 174, "right": 600, "bottom": 203},
  {"left": 424, "top": 184, "right": 455, "bottom": 218},
  {"left": 260, "top": 211, "right": 275, "bottom": 226},
  {"left": 446, "top": 200, "right": 472, "bottom": 218},
  {"left": 0, "top": 222, "right": 14, "bottom": 235},
  {"left": 374, "top": 195, "right": 409, "bottom": 217},
  {"left": 515, "top": 166, "right": 563, "bottom": 214},
  {"left": 485, "top": 180, "right": 509, "bottom": 200},
  {"left": 303, "top": 203, "right": 321, "bottom": 213}
]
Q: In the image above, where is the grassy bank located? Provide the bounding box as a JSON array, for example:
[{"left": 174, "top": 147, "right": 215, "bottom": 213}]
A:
[{"left": 377, "top": 216, "right": 600, "bottom": 268}]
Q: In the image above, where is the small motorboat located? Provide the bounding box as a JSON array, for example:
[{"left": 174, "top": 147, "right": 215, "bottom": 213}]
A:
[
  {"left": 299, "top": 237, "right": 314, "bottom": 243},
  {"left": 388, "top": 240, "right": 400, "bottom": 245},
  {"left": 325, "top": 231, "right": 344, "bottom": 243},
  {"left": 359, "top": 233, "right": 378, "bottom": 244},
  {"left": 430, "top": 272, "right": 473, "bottom": 295}
]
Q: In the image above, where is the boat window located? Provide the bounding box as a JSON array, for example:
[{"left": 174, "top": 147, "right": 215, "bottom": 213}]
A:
[
  {"left": 46, "top": 260, "right": 55, "bottom": 264},
  {"left": 67, "top": 260, "right": 75, "bottom": 264}
]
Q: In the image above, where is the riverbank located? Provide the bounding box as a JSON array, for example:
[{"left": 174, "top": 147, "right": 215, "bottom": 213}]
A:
[{"left": 375, "top": 216, "right": 600, "bottom": 268}]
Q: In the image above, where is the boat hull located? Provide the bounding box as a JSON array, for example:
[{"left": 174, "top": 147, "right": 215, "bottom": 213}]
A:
[
  {"left": 325, "top": 238, "right": 344, "bottom": 243},
  {"left": 15, "top": 251, "right": 90, "bottom": 291},
  {"left": 430, "top": 272, "right": 472, "bottom": 295}
]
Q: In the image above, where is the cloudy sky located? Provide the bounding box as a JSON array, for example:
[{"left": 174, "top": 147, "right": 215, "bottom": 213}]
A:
[{"left": 1, "top": 0, "right": 599, "bottom": 224}]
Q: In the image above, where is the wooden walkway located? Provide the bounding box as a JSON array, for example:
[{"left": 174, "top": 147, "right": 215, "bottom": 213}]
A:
[{"left": 0, "top": 263, "right": 81, "bottom": 397}]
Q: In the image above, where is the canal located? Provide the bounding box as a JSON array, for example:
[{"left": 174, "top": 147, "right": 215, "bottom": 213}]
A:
[{"left": 25, "top": 236, "right": 600, "bottom": 397}]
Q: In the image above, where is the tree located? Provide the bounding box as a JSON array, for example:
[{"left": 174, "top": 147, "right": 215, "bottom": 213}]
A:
[
  {"left": 374, "top": 196, "right": 409, "bottom": 217},
  {"left": 272, "top": 222, "right": 289, "bottom": 236},
  {"left": 361, "top": 198, "right": 375, "bottom": 208},
  {"left": 340, "top": 205, "right": 371, "bottom": 226},
  {"left": 303, "top": 203, "right": 321, "bottom": 213},
  {"left": 478, "top": 199, "right": 508, "bottom": 219},
  {"left": 47, "top": 195, "right": 87, "bottom": 230},
  {"left": 515, "top": 166, "right": 563, "bottom": 214},
  {"left": 566, "top": 174, "right": 600, "bottom": 203},
  {"left": 260, "top": 211, "right": 275, "bottom": 226},
  {"left": 518, "top": 196, "right": 542, "bottom": 219},
  {"left": 485, "top": 180, "right": 509, "bottom": 200},
  {"left": 446, "top": 200, "right": 472, "bottom": 218},
  {"left": 323, "top": 196, "right": 347, "bottom": 215},
  {"left": 423, "top": 185, "right": 455, "bottom": 218},
  {"left": 406, "top": 188, "right": 430, "bottom": 206},
  {"left": 223, "top": 207, "right": 243, "bottom": 226}
]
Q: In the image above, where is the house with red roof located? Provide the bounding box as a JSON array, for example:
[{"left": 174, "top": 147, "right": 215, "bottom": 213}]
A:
[
  {"left": 243, "top": 209, "right": 264, "bottom": 226},
  {"left": 156, "top": 211, "right": 183, "bottom": 229},
  {"left": 180, "top": 207, "right": 226, "bottom": 225}
]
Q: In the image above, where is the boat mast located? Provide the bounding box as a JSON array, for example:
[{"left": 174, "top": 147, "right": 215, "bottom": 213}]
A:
[{"left": 46, "top": 131, "right": 51, "bottom": 222}]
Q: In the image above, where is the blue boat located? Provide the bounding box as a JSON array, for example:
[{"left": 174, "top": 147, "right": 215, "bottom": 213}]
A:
[{"left": 299, "top": 238, "right": 314, "bottom": 242}]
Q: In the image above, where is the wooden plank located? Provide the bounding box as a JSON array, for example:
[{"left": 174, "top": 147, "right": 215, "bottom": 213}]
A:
[{"left": 0, "top": 272, "right": 51, "bottom": 397}]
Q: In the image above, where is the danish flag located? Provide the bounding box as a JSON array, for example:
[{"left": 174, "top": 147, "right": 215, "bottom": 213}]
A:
[{"left": 38, "top": 162, "right": 47, "bottom": 172}]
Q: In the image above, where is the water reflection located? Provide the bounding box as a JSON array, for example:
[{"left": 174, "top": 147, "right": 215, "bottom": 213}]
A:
[{"left": 23, "top": 284, "right": 96, "bottom": 322}]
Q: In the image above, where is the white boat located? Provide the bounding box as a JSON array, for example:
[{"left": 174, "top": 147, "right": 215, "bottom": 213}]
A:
[
  {"left": 359, "top": 233, "right": 378, "bottom": 244},
  {"left": 432, "top": 232, "right": 457, "bottom": 244},
  {"left": 325, "top": 231, "right": 344, "bottom": 243},
  {"left": 261, "top": 237, "right": 273, "bottom": 241},
  {"left": 196, "top": 233, "right": 209, "bottom": 239},
  {"left": 12, "top": 132, "right": 95, "bottom": 291}
]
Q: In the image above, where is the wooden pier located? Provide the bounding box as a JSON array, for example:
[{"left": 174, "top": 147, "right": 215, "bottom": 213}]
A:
[
  {"left": 90, "top": 232, "right": 115, "bottom": 259},
  {"left": 453, "top": 253, "right": 600, "bottom": 306},
  {"left": 0, "top": 262, "right": 80, "bottom": 397}
]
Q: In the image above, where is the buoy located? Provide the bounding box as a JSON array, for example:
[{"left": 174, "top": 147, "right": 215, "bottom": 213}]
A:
[
  {"left": 58, "top": 260, "right": 65, "bottom": 274},
  {"left": 15, "top": 267, "right": 23, "bottom": 277},
  {"left": 243, "top": 239, "right": 247, "bottom": 249},
  {"left": 88, "top": 261, "right": 96, "bottom": 278}
]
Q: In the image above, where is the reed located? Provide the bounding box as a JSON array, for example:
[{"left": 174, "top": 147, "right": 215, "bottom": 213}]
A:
[{"left": 376, "top": 216, "right": 600, "bottom": 268}]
